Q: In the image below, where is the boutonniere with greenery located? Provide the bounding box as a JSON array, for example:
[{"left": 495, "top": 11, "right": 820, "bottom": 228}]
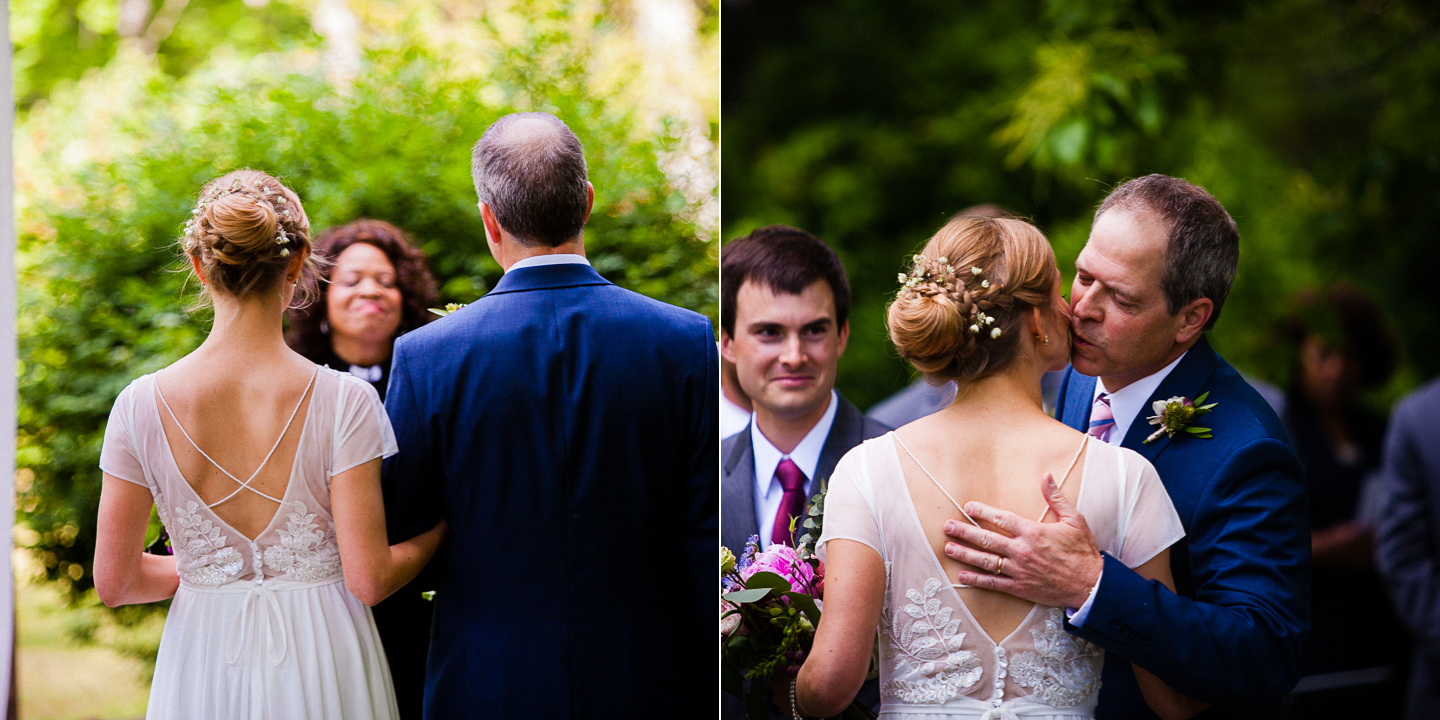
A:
[
  {"left": 428, "top": 302, "right": 468, "bottom": 317},
  {"left": 1143, "top": 392, "right": 1218, "bottom": 444}
]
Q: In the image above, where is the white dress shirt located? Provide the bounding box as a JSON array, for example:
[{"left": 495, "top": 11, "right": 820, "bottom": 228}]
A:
[
  {"left": 721, "top": 393, "right": 752, "bottom": 440},
  {"left": 751, "top": 390, "right": 838, "bottom": 548},
  {"left": 1090, "top": 351, "right": 1189, "bottom": 446},
  {"left": 1070, "top": 350, "right": 1187, "bottom": 626},
  {"left": 505, "top": 253, "right": 591, "bottom": 273}
]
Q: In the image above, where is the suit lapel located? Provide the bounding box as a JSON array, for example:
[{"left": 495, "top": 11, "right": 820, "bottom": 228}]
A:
[
  {"left": 721, "top": 423, "right": 759, "bottom": 549},
  {"left": 1120, "top": 336, "right": 1220, "bottom": 464},
  {"left": 1059, "top": 367, "right": 1097, "bottom": 433},
  {"left": 816, "top": 394, "right": 864, "bottom": 486}
]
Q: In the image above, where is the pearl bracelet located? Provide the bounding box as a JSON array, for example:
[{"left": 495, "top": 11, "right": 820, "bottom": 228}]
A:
[{"left": 789, "top": 679, "right": 803, "bottom": 720}]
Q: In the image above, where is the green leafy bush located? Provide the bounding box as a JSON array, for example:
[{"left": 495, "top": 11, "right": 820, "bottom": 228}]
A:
[{"left": 17, "top": 4, "right": 717, "bottom": 606}]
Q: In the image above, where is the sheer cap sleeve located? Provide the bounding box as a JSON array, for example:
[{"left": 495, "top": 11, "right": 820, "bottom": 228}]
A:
[
  {"left": 331, "top": 372, "right": 399, "bottom": 477},
  {"left": 817, "top": 443, "right": 883, "bottom": 562},
  {"left": 1112, "top": 447, "right": 1185, "bottom": 569},
  {"left": 99, "top": 380, "right": 149, "bottom": 488}
]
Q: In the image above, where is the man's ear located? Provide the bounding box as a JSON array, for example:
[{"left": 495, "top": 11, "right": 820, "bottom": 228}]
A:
[
  {"left": 479, "top": 202, "right": 503, "bottom": 248},
  {"left": 1173, "top": 297, "right": 1214, "bottom": 345},
  {"left": 719, "top": 330, "right": 736, "bottom": 364},
  {"left": 836, "top": 319, "right": 850, "bottom": 357},
  {"left": 583, "top": 182, "right": 595, "bottom": 225}
]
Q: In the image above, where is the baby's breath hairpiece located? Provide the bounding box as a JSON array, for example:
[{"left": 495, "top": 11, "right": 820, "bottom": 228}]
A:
[
  {"left": 183, "top": 178, "right": 296, "bottom": 256},
  {"left": 897, "top": 254, "right": 1011, "bottom": 341}
]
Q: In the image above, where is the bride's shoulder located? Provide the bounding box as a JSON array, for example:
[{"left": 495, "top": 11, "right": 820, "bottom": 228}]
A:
[{"left": 317, "top": 365, "right": 383, "bottom": 402}]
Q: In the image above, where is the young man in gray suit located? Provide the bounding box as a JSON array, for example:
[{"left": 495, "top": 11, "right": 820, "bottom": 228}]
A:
[{"left": 720, "top": 225, "right": 888, "bottom": 718}]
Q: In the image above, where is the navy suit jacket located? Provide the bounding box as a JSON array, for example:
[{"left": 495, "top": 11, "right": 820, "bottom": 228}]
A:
[
  {"left": 1375, "top": 377, "right": 1440, "bottom": 717},
  {"left": 1054, "top": 336, "right": 1309, "bottom": 720},
  {"left": 382, "top": 263, "right": 717, "bottom": 719}
]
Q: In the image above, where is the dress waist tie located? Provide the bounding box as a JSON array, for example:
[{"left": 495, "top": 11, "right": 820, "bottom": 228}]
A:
[
  {"left": 879, "top": 699, "right": 1092, "bottom": 718},
  {"left": 180, "top": 574, "right": 346, "bottom": 668}
]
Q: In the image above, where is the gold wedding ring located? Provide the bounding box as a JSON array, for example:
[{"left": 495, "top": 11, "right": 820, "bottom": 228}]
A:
[{"left": 995, "top": 557, "right": 1005, "bottom": 575}]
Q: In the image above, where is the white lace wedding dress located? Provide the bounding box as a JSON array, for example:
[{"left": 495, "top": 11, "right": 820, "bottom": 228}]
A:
[
  {"left": 819, "top": 433, "right": 1184, "bottom": 719},
  {"left": 100, "top": 366, "right": 400, "bottom": 720}
]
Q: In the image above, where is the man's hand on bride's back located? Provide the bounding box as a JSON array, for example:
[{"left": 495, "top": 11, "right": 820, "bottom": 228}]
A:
[{"left": 940, "top": 473, "right": 1102, "bottom": 609}]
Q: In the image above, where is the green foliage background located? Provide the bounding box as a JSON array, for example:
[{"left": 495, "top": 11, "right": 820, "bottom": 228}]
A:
[
  {"left": 15, "top": 0, "right": 718, "bottom": 622},
  {"left": 723, "top": 0, "right": 1439, "bottom": 411}
]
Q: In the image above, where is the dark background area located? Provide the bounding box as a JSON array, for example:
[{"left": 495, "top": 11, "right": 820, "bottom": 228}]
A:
[{"left": 722, "top": 0, "right": 1440, "bottom": 411}]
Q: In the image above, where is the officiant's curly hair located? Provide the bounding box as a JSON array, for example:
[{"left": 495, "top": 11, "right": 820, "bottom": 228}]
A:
[
  {"left": 181, "top": 169, "right": 319, "bottom": 306},
  {"left": 889, "top": 216, "right": 1061, "bottom": 385}
]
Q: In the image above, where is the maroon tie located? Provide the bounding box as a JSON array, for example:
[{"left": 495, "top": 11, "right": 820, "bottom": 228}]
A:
[{"left": 771, "top": 458, "right": 809, "bottom": 547}]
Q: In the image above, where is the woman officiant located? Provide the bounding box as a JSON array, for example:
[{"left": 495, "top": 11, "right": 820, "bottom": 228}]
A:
[{"left": 287, "top": 218, "right": 440, "bottom": 720}]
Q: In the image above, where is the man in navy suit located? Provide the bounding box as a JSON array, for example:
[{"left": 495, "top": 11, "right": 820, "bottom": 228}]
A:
[
  {"left": 940, "top": 175, "right": 1309, "bottom": 719},
  {"left": 381, "top": 112, "right": 717, "bottom": 719}
]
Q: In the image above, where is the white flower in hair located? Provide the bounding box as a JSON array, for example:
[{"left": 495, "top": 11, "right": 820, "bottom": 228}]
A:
[{"left": 991, "top": 328, "right": 1002, "bottom": 339}]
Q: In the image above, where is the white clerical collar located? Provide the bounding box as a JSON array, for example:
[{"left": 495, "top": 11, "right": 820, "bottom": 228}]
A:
[
  {"left": 505, "top": 254, "right": 590, "bottom": 273},
  {"left": 1091, "top": 350, "right": 1189, "bottom": 446},
  {"left": 751, "top": 389, "right": 838, "bottom": 497}
]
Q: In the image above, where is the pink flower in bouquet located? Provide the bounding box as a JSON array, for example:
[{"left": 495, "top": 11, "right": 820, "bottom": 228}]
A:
[
  {"left": 740, "top": 543, "right": 817, "bottom": 595},
  {"left": 721, "top": 599, "right": 742, "bottom": 637}
]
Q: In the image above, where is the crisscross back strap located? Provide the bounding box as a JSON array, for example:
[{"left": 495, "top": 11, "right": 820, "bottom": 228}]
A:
[
  {"left": 895, "top": 432, "right": 1088, "bottom": 589},
  {"left": 156, "top": 366, "right": 319, "bottom": 507}
]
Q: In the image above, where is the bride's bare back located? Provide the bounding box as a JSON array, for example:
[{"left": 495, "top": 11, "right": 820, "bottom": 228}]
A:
[
  {"left": 155, "top": 354, "right": 320, "bottom": 540},
  {"left": 893, "top": 410, "right": 1089, "bottom": 643}
]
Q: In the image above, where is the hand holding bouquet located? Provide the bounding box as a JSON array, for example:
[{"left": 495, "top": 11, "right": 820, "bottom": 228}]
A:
[{"left": 720, "top": 484, "right": 876, "bottom": 720}]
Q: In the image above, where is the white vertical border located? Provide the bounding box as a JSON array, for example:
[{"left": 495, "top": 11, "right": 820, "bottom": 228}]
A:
[{"left": 0, "top": 0, "right": 16, "bottom": 714}]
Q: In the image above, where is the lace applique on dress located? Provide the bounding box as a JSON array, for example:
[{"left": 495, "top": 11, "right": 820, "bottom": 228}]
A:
[
  {"left": 880, "top": 578, "right": 982, "bottom": 704},
  {"left": 173, "top": 501, "right": 244, "bottom": 587},
  {"left": 262, "top": 502, "right": 341, "bottom": 582},
  {"left": 1010, "top": 608, "right": 1103, "bottom": 707}
]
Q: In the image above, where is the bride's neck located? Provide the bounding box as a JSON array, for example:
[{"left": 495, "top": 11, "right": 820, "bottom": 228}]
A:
[
  {"left": 941, "top": 357, "right": 1048, "bottom": 420},
  {"left": 196, "top": 290, "right": 294, "bottom": 362}
]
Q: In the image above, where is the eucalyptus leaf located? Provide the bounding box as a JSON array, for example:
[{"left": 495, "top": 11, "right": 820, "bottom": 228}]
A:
[
  {"left": 723, "top": 588, "right": 773, "bottom": 603},
  {"left": 744, "top": 571, "right": 794, "bottom": 592}
]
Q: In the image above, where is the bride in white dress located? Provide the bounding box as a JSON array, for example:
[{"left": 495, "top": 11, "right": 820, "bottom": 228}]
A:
[
  {"left": 92, "top": 169, "right": 448, "bottom": 720},
  {"left": 784, "top": 217, "right": 1202, "bottom": 719}
]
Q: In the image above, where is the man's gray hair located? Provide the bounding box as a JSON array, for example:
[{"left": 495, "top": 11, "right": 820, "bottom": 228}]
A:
[
  {"left": 1095, "top": 174, "right": 1239, "bottom": 331},
  {"left": 471, "top": 112, "right": 590, "bottom": 247}
]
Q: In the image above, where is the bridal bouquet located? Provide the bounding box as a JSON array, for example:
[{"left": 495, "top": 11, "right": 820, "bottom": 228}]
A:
[{"left": 720, "top": 484, "right": 876, "bottom": 720}]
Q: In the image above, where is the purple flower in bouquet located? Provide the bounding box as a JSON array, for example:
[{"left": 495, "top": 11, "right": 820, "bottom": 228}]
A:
[
  {"left": 736, "top": 534, "right": 759, "bottom": 574},
  {"left": 741, "top": 543, "right": 818, "bottom": 595}
]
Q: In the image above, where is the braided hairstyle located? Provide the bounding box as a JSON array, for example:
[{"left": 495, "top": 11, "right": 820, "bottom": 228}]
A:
[
  {"left": 887, "top": 216, "right": 1060, "bottom": 384},
  {"left": 181, "top": 169, "right": 318, "bottom": 304}
]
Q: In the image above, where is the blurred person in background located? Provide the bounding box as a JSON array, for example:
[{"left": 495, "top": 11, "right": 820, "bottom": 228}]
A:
[
  {"left": 722, "top": 353, "right": 753, "bottom": 439},
  {"left": 1272, "top": 285, "right": 1405, "bottom": 714},
  {"left": 287, "top": 219, "right": 440, "bottom": 401},
  {"left": 1276, "top": 285, "right": 1407, "bottom": 717},
  {"left": 1375, "top": 374, "right": 1440, "bottom": 720},
  {"left": 287, "top": 218, "right": 440, "bottom": 720}
]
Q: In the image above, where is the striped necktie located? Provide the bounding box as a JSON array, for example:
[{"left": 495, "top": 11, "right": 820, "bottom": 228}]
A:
[{"left": 1088, "top": 392, "right": 1115, "bottom": 441}]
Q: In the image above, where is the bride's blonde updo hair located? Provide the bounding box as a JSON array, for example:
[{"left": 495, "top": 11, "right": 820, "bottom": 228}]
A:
[
  {"left": 181, "top": 169, "right": 317, "bottom": 303},
  {"left": 888, "top": 216, "right": 1059, "bottom": 385}
]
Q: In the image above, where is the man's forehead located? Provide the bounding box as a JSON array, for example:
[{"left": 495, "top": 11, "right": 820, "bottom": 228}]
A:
[
  {"left": 735, "top": 278, "right": 836, "bottom": 324},
  {"left": 1080, "top": 209, "right": 1167, "bottom": 289}
]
